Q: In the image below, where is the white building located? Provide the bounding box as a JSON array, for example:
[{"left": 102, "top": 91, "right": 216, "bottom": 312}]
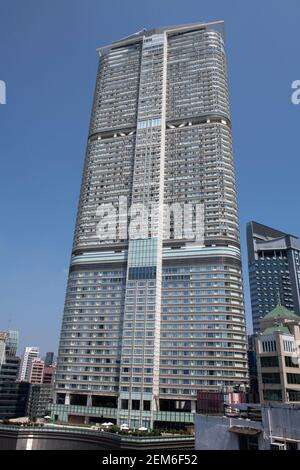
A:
[
  {"left": 18, "top": 347, "right": 39, "bottom": 382},
  {"left": 53, "top": 21, "right": 248, "bottom": 429}
]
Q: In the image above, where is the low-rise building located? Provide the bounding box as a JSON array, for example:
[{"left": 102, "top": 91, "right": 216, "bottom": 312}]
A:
[
  {"left": 27, "top": 384, "right": 53, "bottom": 420},
  {"left": 0, "top": 382, "right": 31, "bottom": 420},
  {"left": 256, "top": 304, "right": 300, "bottom": 404},
  {"left": 195, "top": 403, "right": 300, "bottom": 450}
]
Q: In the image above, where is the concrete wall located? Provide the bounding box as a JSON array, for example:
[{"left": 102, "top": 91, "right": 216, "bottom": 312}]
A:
[
  {"left": 261, "top": 405, "right": 300, "bottom": 442},
  {"left": 195, "top": 414, "right": 263, "bottom": 450}
]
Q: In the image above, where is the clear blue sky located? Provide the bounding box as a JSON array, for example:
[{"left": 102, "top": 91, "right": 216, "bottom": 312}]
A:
[{"left": 1, "top": 0, "right": 299, "bottom": 356}]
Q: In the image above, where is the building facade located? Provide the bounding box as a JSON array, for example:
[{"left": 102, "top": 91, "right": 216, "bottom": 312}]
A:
[
  {"left": 0, "top": 333, "right": 6, "bottom": 369},
  {"left": 27, "top": 384, "right": 53, "bottom": 420},
  {"left": 0, "top": 331, "right": 31, "bottom": 420},
  {"left": 18, "top": 347, "right": 39, "bottom": 382},
  {"left": 247, "top": 221, "right": 300, "bottom": 332},
  {"left": 44, "top": 352, "right": 54, "bottom": 367},
  {"left": 29, "top": 358, "right": 44, "bottom": 384},
  {"left": 256, "top": 304, "right": 300, "bottom": 404},
  {"left": 0, "top": 331, "right": 20, "bottom": 383},
  {"left": 43, "top": 365, "right": 55, "bottom": 385},
  {"left": 53, "top": 22, "right": 248, "bottom": 429},
  {"left": 247, "top": 334, "right": 259, "bottom": 402},
  {"left": 0, "top": 382, "right": 30, "bottom": 420}
]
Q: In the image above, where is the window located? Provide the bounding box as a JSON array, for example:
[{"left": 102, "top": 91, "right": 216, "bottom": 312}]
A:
[
  {"left": 143, "top": 400, "right": 151, "bottom": 411},
  {"left": 238, "top": 435, "right": 259, "bottom": 451},
  {"left": 121, "top": 399, "right": 128, "bottom": 410},
  {"left": 263, "top": 389, "right": 282, "bottom": 401},
  {"left": 262, "top": 373, "right": 281, "bottom": 384},
  {"left": 285, "top": 356, "right": 299, "bottom": 368},
  {"left": 288, "top": 390, "right": 300, "bottom": 402},
  {"left": 287, "top": 373, "right": 300, "bottom": 384},
  {"left": 132, "top": 400, "right": 140, "bottom": 410},
  {"left": 260, "top": 356, "right": 279, "bottom": 368}
]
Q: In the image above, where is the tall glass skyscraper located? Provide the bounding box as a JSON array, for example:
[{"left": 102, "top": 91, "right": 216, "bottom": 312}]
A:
[
  {"left": 247, "top": 221, "right": 300, "bottom": 332},
  {"left": 53, "top": 22, "right": 247, "bottom": 429}
]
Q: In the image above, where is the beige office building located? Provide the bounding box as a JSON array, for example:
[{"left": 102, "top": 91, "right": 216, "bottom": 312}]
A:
[{"left": 256, "top": 304, "right": 300, "bottom": 404}]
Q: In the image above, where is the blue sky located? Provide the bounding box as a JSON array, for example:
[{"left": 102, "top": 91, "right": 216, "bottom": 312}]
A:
[{"left": 0, "top": 0, "right": 299, "bottom": 356}]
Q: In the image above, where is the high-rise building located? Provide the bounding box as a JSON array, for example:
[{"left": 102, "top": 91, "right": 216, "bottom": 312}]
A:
[
  {"left": 0, "top": 382, "right": 30, "bottom": 420},
  {"left": 43, "top": 365, "right": 55, "bottom": 384},
  {"left": 18, "top": 347, "right": 39, "bottom": 382},
  {"left": 0, "top": 330, "right": 20, "bottom": 383},
  {"left": 247, "top": 221, "right": 300, "bottom": 332},
  {"left": 0, "top": 356, "right": 20, "bottom": 383},
  {"left": 0, "top": 331, "right": 24, "bottom": 419},
  {"left": 53, "top": 22, "right": 247, "bottom": 429},
  {"left": 29, "top": 358, "right": 44, "bottom": 384},
  {"left": 5, "top": 331, "right": 19, "bottom": 358},
  {"left": 0, "top": 333, "right": 6, "bottom": 369},
  {"left": 44, "top": 352, "right": 54, "bottom": 367}
]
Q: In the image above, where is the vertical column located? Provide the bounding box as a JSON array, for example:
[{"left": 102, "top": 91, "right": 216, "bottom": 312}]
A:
[{"left": 118, "top": 33, "right": 167, "bottom": 429}]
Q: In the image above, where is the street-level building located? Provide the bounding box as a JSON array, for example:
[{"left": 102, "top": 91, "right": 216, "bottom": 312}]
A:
[{"left": 256, "top": 304, "right": 300, "bottom": 404}]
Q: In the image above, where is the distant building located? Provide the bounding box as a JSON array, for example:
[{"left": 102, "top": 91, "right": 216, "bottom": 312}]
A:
[
  {"left": 256, "top": 304, "right": 300, "bottom": 404},
  {"left": 0, "top": 333, "right": 6, "bottom": 369},
  {"left": 0, "top": 331, "right": 25, "bottom": 419},
  {"left": 5, "top": 331, "right": 19, "bottom": 358},
  {"left": 26, "top": 362, "right": 55, "bottom": 419},
  {"left": 0, "top": 356, "right": 20, "bottom": 383},
  {"left": 0, "top": 382, "right": 31, "bottom": 420},
  {"left": 29, "top": 358, "right": 44, "bottom": 384},
  {"left": 44, "top": 352, "right": 54, "bottom": 367},
  {"left": 42, "top": 365, "right": 55, "bottom": 384},
  {"left": 0, "top": 330, "right": 20, "bottom": 383},
  {"left": 247, "top": 335, "right": 259, "bottom": 402},
  {"left": 27, "top": 384, "right": 53, "bottom": 420},
  {"left": 18, "top": 347, "right": 39, "bottom": 382},
  {"left": 247, "top": 221, "right": 300, "bottom": 332},
  {"left": 26, "top": 360, "right": 55, "bottom": 418}
]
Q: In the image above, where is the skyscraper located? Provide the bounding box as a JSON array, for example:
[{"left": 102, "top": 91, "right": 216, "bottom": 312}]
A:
[
  {"left": 0, "top": 330, "right": 23, "bottom": 419},
  {"left": 0, "top": 330, "right": 20, "bottom": 383},
  {"left": 29, "top": 358, "right": 45, "bottom": 384},
  {"left": 18, "top": 346, "right": 39, "bottom": 382},
  {"left": 247, "top": 221, "right": 300, "bottom": 332},
  {"left": 53, "top": 22, "right": 247, "bottom": 429},
  {"left": 5, "top": 330, "right": 19, "bottom": 358},
  {"left": 44, "top": 352, "right": 54, "bottom": 367}
]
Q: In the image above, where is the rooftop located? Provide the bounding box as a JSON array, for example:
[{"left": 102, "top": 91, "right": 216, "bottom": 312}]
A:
[
  {"left": 263, "top": 304, "right": 299, "bottom": 322},
  {"left": 262, "top": 325, "right": 291, "bottom": 336},
  {"left": 97, "top": 21, "right": 225, "bottom": 53}
]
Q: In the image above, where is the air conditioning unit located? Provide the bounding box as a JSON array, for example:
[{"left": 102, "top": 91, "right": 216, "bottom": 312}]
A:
[{"left": 270, "top": 442, "right": 287, "bottom": 450}]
